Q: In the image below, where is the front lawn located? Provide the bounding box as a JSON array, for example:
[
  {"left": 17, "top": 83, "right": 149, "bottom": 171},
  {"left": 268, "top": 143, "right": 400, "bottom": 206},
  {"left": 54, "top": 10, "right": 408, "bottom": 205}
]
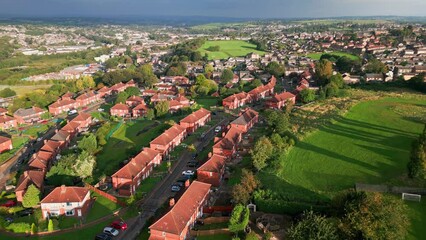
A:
[
  {"left": 85, "top": 192, "right": 121, "bottom": 223},
  {"left": 197, "top": 40, "right": 265, "bottom": 60},
  {"left": 406, "top": 198, "right": 426, "bottom": 240},
  {"left": 194, "top": 97, "right": 220, "bottom": 110},
  {"left": 0, "top": 136, "right": 29, "bottom": 163}
]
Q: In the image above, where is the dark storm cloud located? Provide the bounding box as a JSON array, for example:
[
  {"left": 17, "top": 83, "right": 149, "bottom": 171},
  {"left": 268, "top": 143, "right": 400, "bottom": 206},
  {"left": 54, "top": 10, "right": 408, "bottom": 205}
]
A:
[{"left": 0, "top": 0, "right": 425, "bottom": 18}]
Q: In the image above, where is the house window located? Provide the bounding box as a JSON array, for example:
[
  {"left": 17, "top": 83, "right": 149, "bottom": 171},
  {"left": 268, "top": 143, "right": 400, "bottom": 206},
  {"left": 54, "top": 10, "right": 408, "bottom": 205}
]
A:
[
  {"left": 65, "top": 209, "right": 75, "bottom": 216},
  {"left": 50, "top": 211, "right": 59, "bottom": 217},
  {"left": 66, "top": 202, "right": 72, "bottom": 206}
]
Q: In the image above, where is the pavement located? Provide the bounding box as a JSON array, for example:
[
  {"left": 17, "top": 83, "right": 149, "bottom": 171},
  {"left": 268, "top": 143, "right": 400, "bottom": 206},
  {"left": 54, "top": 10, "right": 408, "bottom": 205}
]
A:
[{"left": 118, "top": 114, "right": 229, "bottom": 240}]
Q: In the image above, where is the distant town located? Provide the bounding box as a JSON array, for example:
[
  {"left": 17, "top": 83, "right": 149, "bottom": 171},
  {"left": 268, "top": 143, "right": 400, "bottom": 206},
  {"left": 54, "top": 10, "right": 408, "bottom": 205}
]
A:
[{"left": 0, "top": 17, "right": 424, "bottom": 240}]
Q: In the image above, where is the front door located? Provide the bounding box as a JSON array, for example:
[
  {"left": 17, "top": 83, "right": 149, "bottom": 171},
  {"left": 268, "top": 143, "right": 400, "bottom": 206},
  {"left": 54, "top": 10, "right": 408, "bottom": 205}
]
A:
[{"left": 77, "top": 209, "right": 82, "bottom": 217}]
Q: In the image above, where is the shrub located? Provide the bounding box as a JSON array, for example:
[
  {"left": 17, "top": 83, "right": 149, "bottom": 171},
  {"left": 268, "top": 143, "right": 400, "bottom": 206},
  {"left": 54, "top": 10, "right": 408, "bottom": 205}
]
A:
[
  {"left": 48, "top": 219, "right": 54, "bottom": 232},
  {"left": 245, "top": 232, "right": 259, "bottom": 240},
  {"left": 6, "top": 222, "right": 31, "bottom": 233}
]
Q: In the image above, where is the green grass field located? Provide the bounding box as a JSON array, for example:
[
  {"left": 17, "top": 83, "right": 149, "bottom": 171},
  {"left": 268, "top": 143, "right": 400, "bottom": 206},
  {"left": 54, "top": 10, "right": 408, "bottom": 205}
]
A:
[
  {"left": 197, "top": 40, "right": 265, "bottom": 60},
  {"left": 0, "top": 84, "right": 52, "bottom": 96},
  {"left": 307, "top": 51, "right": 360, "bottom": 61},
  {"left": 406, "top": 198, "right": 426, "bottom": 240}
]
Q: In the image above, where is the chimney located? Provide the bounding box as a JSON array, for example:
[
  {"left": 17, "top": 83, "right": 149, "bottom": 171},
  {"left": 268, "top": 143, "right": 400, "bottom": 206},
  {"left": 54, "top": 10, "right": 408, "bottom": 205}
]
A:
[
  {"left": 185, "top": 179, "right": 190, "bottom": 188},
  {"left": 222, "top": 132, "right": 226, "bottom": 138},
  {"left": 208, "top": 152, "right": 212, "bottom": 158},
  {"left": 60, "top": 185, "right": 66, "bottom": 194},
  {"left": 23, "top": 171, "right": 28, "bottom": 178},
  {"left": 169, "top": 198, "right": 175, "bottom": 207},
  {"left": 55, "top": 129, "right": 58, "bottom": 133},
  {"left": 44, "top": 139, "right": 47, "bottom": 144},
  {"left": 32, "top": 153, "right": 37, "bottom": 159},
  {"left": 214, "top": 137, "right": 220, "bottom": 143}
]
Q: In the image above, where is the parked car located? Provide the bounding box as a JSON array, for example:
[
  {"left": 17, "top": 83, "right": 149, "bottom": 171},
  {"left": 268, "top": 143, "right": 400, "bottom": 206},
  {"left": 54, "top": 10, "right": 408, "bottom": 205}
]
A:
[
  {"left": 15, "top": 208, "right": 34, "bottom": 217},
  {"left": 215, "top": 126, "right": 222, "bottom": 133},
  {"left": 171, "top": 185, "right": 181, "bottom": 192},
  {"left": 94, "top": 233, "right": 113, "bottom": 240},
  {"left": 4, "top": 217, "right": 13, "bottom": 223},
  {"left": 182, "top": 170, "right": 195, "bottom": 176},
  {"left": 186, "top": 161, "right": 198, "bottom": 168},
  {"left": 111, "top": 220, "right": 127, "bottom": 230},
  {"left": 175, "top": 181, "right": 184, "bottom": 187},
  {"left": 0, "top": 200, "right": 16, "bottom": 208},
  {"left": 68, "top": 109, "right": 78, "bottom": 115},
  {"left": 98, "top": 108, "right": 104, "bottom": 112},
  {"left": 103, "top": 227, "right": 119, "bottom": 236}
]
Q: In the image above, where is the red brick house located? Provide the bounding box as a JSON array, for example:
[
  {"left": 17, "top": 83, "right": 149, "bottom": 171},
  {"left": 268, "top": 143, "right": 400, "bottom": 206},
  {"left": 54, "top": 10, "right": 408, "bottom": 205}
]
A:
[
  {"left": 97, "top": 86, "right": 111, "bottom": 98},
  {"left": 70, "top": 112, "right": 92, "bottom": 132},
  {"left": 110, "top": 103, "right": 131, "bottom": 117},
  {"left": 0, "top": 136, "right": 12, "bottom": 153},
  {"left": 212, "top": 126, "right": 243, "bottom": 158},
  {"left": 0, "top": 115, "right": 17, "bottom": 130},
  {"left": 149, "top": 181, "right": 211, "bottom": 240},
  {"left": 110, "top": 82, "right": 127, "bottom": 94},
  {"left": 28, "top": 151, "right": 54, "bottom": 172},
  {"left": 75, "top": 91, "right": 100, "bottom": 107},
  {"left": 61, "top": 92, "right": 74, "bottom": 101},
  {"left": 168, "top": 100, "right": 185, "bottom": 113},
  {"left": 175, "top": 94, "right": 190, "bottom": 106},
  {"left": 150, "top": 124, "right": 186, "bottom": 156},
  {"left": 61, "top": 121, "right": 80, "bottom": 138},
  {"left": 126, "top": 96, "right": 145, "bottom": 107},
  {"left": 40, "top": 185, "right": 91, "bottom": 219},
  {"left": 197, "top": 153, "right": 227, "bottom": 187},
  {"left": 48, "top": 99, "right": 79, "bottom": 115},
  {"left": 13, "top": 107, "right": 47, "bottom": 124},
  {"left": 229, "top": 108, "right": 259, "bottom": 133},
  {"left": 15, "top": 170, "right": 45, "bottom": 202},
  {"left": 222, "top": 92, "right": 252, "bottom": 110},
  {"left": 179, "top": 108, "right": 211, "bottom": 134},
  {"left": 0, "top": 108, "right": 8, "bottom": 116},
  {"left": 248, "top": 76, "right": 276, "bottom": 101},
  {"left": 50, "top": 130, "right": 71, "bottom": 149},
  {"left": 40, "top": 140, "right": 62, "bottom": 159},
  {"left": 132, "top": 103, "right": 149, "bottom": 118},
  {"left": 112, "top": 148, "right": 161, "bottom": 196},
  {"left": 265, "top": 92, "right": 296, "bottom": 109}
]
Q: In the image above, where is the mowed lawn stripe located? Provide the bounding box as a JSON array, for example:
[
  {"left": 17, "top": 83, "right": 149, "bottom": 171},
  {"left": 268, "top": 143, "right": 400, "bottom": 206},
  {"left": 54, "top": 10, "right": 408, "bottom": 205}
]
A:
[{"left": 271, "top": 98, "right": 426, "bottom": 199}]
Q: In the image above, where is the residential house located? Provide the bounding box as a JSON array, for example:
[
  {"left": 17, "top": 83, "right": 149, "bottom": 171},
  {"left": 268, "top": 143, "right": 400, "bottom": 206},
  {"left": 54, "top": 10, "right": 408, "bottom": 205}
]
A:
[
  {"left": 28, "top": 151, "right": 54, "bottom": 172},
  {"left": 126, "top": 96, "right": 145, "bottom": 107},
  {"left": 0, "top": 115, "right": 18, "bottom": 130},
  {"left": 110, "top": 103, "right": 131, "bottom": 117},
  {"left": 365, "top": 73, "right": 384, "bottom": 82},
  {"left": 0, "top": 108, "right": 8, "bottom": 116},
  {"left": 69, "top": 112, "right": 92, "bottom": 132},
  {"left": 112, "top": 148, "right": 161, "bottom": 196},
  {"left": 229, "top": 108, "right": 259, "bottom": 133},
  {"left": 15, "top": 170, "right": 45, "bottom": 202},
  {"left": 97, "top": 86, "right": 111, "bottom": 98},
  {"left": 222, "top": 92, "right": 252, "bottom": 110},
  {"left": 197, "top": 153, "right": 227, "bottom": 187},
  {"left": 48, "top": 99, "right": 79, "bottom": 115},
  {"left": 0, "top": 136, "right": 12, "bottom": 153},
  {"left": 168, "top": 100, "right": 185, "bottom": 113},
  {"left": 265, "top": 92, "right": 296, "bottom": 109},
  {"left": 150, "top": 124, "right": 186, "bottom": 156},
  {"left": 75, "top": 91, "right": 100, "bottom": 107},
  {"left": 40, "top": 140, "right": 62, "bottom": 159},
  {"left": 212, "top": 126, "right": 243, "bottom": 158},
  {"left": 50, "top": 130, "right": 71, "bottom": 149},
  {"left": 13, "top": 107, "right": 47, "bottom": 124},
  {"left": 248, "top": 76, "right": 276, "bottom": 101},
  {"left": 40, "top": 185, "right": 91, "bottom": 219},
  {"left": 179, "top": 108, "right": 211, "bottom": 134},
  {"left": 149, "top": 181, "right": 211, "bottom": 240},
  {"left": 132, "top": 103, "right": 149, "bottom": 118}
]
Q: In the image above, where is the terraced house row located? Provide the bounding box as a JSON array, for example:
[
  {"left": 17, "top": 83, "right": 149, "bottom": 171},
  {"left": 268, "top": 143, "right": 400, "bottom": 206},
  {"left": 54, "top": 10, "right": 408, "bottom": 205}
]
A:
[
  {"left": 148, "top": 108, "right": 259, "bottom": 239},
  {"left": 111, "top": 108, "right": 211, "bottom": 196},
  {"left": 15, "top": 112, "right": 93, "bottom": 202}
]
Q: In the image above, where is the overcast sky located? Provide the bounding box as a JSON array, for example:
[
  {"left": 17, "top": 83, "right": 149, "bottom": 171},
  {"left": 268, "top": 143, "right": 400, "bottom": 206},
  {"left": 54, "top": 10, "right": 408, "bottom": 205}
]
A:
[{"left": 1, "top": 0, "right": 425, "bottom": 18}]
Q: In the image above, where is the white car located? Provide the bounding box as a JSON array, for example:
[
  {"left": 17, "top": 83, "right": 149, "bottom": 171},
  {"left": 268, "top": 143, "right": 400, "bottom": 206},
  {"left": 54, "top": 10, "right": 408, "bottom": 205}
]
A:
[
  {"left": 182, "top": 170, "right": 195, "bottom": 176},
  {"left": 98, "top": 108, "right": 104, "bottom": 112},
  {"left": 214, "top": 126, "right": 222, "bottom": 133},
  {"left": 103, "top": 227, "right": 119, "bottom": 236}
]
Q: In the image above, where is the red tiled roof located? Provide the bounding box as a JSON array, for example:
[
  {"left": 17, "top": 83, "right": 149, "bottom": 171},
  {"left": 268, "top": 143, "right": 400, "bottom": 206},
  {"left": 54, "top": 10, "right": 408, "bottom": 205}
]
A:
[
  {"left": 76, "top": 91, "right": 96, "bottom": 100},
  {"left": 231, "top": 108, "right": 258, "bottom": 126},
  {"left": 180, "top": 108, "right": 210, "bottom": 124},
  {"left": 0, "top": 115, "right": 15, "bottom": 124},
  {"left": 150, "top": 124, "right": 186, "bottom": 146},
  {"left": 49, "top": 99, "right": 77, "bottom": 108},
  {"left": 0, "top": 108, "right": 8, "bottom": 114},
  {"left": 71, "top": 112, "right": 92, "bottom": 123},
  {"left": 149, "top": 181, "right": 211, "bottom": 235},
  {"left": 213, "top": 126, "right": 243, "bottom": 150},
  {"left": 111, "top": 103, "right": 131, "bottom": 111},
  {"left": 197, "top": 154, "right": 226, "bottom": 172},
  {"left": 0, "top": 136, "right": 11, "bottom": 144},
  {"left": 112, "top": 148, "right": 160, "bottom": 179},
  {"left": 133, "top": 103, "right": 149, "bottom": 111},
  {"left": 15, "top": 170, "right": 44, "bottom": 192},
  {"left": 41, "top": 186, "right": 89, "bottom": 203},
  {"left": 127, "top": 95, "right": 144, "bottom": 103},
  {"left": 40, "top": 140, "right": 61, "bottom": 153},
  {"left": 223, "top": 92, "right": 250, "bottom": 103},
  {"left": 269, "top": 92, "right": 296, "bottom": 103}
]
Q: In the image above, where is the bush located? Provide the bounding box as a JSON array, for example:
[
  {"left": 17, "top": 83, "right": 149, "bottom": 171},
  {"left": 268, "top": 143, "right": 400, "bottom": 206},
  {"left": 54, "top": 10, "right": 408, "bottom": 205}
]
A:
[
  {"left": 254, "top": 196, "right": 330, "bottom": 215},
  {"left": 48, "top": 219, "right": 54, "bottom": 232},
  {"left": 6, "top": 222, "right": 31, "bottom": 233},
  {"left": 245, "top": 232, "right": 259, "bottom": 240}
]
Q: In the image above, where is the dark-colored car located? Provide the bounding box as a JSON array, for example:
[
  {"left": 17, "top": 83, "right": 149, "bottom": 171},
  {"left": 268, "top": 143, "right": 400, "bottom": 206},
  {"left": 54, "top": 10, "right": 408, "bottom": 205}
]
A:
[
  {"left": 94, "top": 233, "right": 112, "bottom": 240},
  {"left": 15, "top": 208, "right": 34, "bottom": 217},
  {"left": 0, "top": 200, "right": 16, "bottom": 208},
  {"left": 187, "top": 161, "right": 198, "bottom": 168},
  {"left": 111, "top": 220, "right": 127, "bottom": 230}
]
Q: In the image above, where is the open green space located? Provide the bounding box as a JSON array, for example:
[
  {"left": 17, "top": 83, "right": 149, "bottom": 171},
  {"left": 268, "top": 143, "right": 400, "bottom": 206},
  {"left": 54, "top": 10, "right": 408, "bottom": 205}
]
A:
[
  {"left": 194, "top": 97, "right": 220, "bottom": 110},
  {"left": 196, "top": 234, "right": 232, "bottom": 240},
  {"left": 94, "top": 120, "right": 167, "bottom": 180},
  {"left": 260, "top": 97, "right": 426, "bottom": 204},
  {"left": 85, "top": 192, "right": 121, "bottom": 223},
  {"left": 0, "top": 136, "right": 29, "bottom": 163},
  {"left": 307, "top": 51, "right": 360, "bottom": 61},
  {"left": 0, "top": 84, "right": 52, "bottom": 97},
  {"left": 197, "top": 40, "right": 265, "bottom": 60},
  {"left": 406, "top": 198, "right": 426, "bottom": 240}
]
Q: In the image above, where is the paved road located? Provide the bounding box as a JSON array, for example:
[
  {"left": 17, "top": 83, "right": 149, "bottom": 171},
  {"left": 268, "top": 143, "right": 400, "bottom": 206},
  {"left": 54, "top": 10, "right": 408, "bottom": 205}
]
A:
[{"left": 118, "top": 114, "right": 229, "bottom": 240}]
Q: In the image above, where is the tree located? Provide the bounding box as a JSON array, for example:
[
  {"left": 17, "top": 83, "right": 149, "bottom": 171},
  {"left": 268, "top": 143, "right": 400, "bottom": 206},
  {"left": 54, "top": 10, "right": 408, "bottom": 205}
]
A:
[
  {"left": 195, "top": 74, "right": 218, "bottom": 95},
  {"left": 245, "top": 232, "right": 259, "bottom": 240},
  {"left": 155, "top": 101, "right": 169, "bottom": 117},
  {"left": 336, "top": 56, "right": 355, "bottom": 73},
  {"left": 115, "top": 92, "right": 129, "bottom": 104},
  {"left": 229, "top": 205, "right": 250, "bottom": 234},
  {"left": 299, "top": 89, "right": 316, "bottom": 103},
  {"left": 329, "top": 74, "right": 345, "bottom": 88},
  {"left": 365, "top": 59, "right": 388, "bottom": 74},
  {"left": 335, "top": 191, "right": 409, "bottom": 240},
  {"left": 81, "top": 76, "right": 96, "bottom": 89},
  {"left": 166, "top": 67, "right": 180, "bottom": 76},
  {"left": 221, "top": 69, "right": 234, "bottom": 83},
  {"left": 146, "top": 109, "right": 155, "bottom": 120},
  {"left": 48, "top": 219, "right": 54, "bottom": 232},
  {"left": 287, "top": 210, "right": 338, "bottom": 240},
  {"left": 125, "top": 87, "right": 140, "bottom": 97},
  {"left": 251, "top": 79, "right": 263, "bottom": 88},
  {"left": 77, "top": 133, "right": 98, "bottom": 154},
  {"left": 96, "top": 122, "right": 111, "bottom": 146},
  {"left": 325, "top": 83, "right": 339, "bottom": 98},
  {"left": 165, "top": 120, "right": 176, "bottom": 126},
  {"left": 407, "top": 125, "right": 426, "bottom": 178},
  {"left": 31, "top": 223, "right": 37, "bottom": 234},
  {"left": 0, "top": 88, "right": 16, "bottom": 98},
  {"left": 266, "top": 62, "right": 285, "bottom": 78},
  {"left": 241, "top": 169, "right": 259, "bottom": 193},
  {"left": 74, "top": 151, "right": 96, "bottom": 179},
  {"left": 204, "top": 64, "right": 214, "bottom": 74},
  {"left": 315, "top": 59, "right": 333, "bottom": 85},
  {"left": 139, "top": 64, "right": 158, "bottom": 88},
  {"left": 251, "top": 136, "right": 274, "bottom": 171},
  {"left": 22, "top": 184, "right": 40, "bottom": 208},
  {"left": 232, "top": 184, "right": 251, "bottom": 205}
]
